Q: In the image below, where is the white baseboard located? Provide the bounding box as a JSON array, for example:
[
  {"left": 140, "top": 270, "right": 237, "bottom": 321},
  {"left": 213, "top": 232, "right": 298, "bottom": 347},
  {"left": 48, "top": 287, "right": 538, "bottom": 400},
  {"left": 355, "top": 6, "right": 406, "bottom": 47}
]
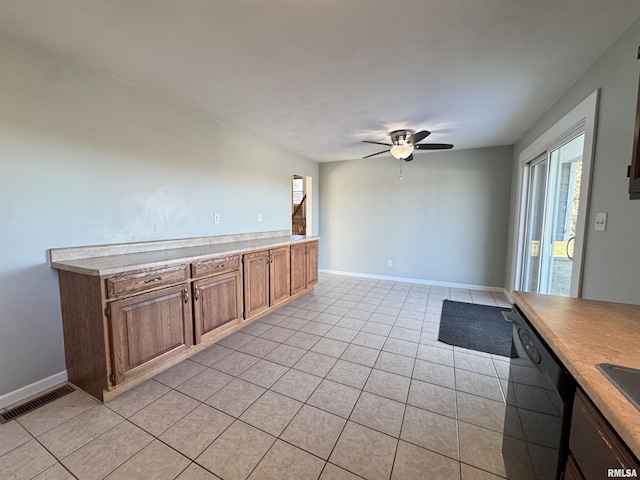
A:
[
  {"left": 0, "top": 371, "right": 68, "bottom": 410},
  {"left": 503, "top": 288, "right": 515, "bottom": 304},
  {"left": 318, "top": 269, "right": 506, "bottom": 293}
]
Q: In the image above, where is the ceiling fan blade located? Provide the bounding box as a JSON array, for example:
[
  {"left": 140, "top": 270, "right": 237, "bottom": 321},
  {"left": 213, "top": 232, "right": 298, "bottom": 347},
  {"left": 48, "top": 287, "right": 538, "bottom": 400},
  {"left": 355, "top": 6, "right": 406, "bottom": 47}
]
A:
[
  {"left": 404, "top": 153, "right": 414, "bottom": 162},
  {"left": 362, "top": 140, "right": 392, "bottom": 147},
  {"left": 408, "top": 130, "right": 431, "bottom": 144},
  {"left": 363, "top": 149, "right": 389, "bottom": 159},
  {"left": 415, "top": 143, "right": 454, "bottom": 150}
]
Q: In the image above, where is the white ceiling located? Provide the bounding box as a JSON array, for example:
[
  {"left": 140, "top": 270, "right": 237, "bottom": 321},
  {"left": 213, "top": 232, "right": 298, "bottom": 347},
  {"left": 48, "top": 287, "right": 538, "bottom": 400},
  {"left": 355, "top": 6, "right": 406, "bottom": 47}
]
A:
[{"left": 1, "top": 1, "right": 639, "bottom": 162}]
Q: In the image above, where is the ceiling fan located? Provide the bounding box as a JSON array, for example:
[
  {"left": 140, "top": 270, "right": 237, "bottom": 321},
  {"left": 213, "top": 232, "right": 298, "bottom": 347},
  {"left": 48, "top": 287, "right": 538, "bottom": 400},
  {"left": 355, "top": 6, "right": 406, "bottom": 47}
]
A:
[{"left": 362, "top": 129, "right": 453, "bottom": 162}]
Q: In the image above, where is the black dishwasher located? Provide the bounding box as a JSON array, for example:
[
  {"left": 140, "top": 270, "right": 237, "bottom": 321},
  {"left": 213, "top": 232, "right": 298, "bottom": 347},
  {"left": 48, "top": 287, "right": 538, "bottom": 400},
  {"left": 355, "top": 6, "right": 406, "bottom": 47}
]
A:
[{"left": 503, "top": 304, "right": 576, "bottom": 480}]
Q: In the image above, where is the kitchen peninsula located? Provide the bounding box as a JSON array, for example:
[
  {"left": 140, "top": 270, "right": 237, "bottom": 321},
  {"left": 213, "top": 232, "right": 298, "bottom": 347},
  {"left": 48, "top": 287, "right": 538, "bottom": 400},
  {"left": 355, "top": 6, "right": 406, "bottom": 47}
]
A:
[{"left": 512, "top": 292, "right": 640, "bottom": 478}]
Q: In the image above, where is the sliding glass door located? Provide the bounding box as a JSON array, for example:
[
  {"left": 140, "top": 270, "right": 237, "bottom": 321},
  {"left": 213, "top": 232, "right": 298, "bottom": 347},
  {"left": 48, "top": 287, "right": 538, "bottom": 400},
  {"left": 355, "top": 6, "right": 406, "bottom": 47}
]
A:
[
  {"left": 521, "top": 133, "right": 585, "bottom": 296},
  {"left": 522, "top": 156, "right": 547, "bottom": 293}
]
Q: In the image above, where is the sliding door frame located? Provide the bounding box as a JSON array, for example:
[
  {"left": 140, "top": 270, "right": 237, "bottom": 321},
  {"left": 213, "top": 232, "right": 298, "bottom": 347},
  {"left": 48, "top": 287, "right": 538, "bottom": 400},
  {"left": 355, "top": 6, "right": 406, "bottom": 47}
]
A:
[
  {"left": 520, "top": 154, "right": 547, "bottom": 293},
  {"left": 510, "top": 90, "right": 600, "bottom": 298}
]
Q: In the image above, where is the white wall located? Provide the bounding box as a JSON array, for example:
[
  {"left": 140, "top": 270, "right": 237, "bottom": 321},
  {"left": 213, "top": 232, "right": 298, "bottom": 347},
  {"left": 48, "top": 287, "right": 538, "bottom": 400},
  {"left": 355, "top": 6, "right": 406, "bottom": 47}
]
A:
[
  {"left": 0, "top": 36, "right": 318, "bottom": 398},
  {"left": 319, "top": 146, "right": 513, "bottom": 288},
  {"left": 505, "top": 17, "right": 640, "bottom": 304}
]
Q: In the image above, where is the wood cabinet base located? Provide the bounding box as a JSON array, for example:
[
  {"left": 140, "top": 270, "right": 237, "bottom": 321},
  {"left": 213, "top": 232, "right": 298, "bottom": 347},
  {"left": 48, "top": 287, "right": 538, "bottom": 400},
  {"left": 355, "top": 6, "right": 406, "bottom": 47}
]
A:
[
  {"left": 564, "top": 454, "right": 586, "bottom": 480},
  {"left": 58, "top": 270, "right": 110, "bottom": 401},
  {"left": 56, "top": 239, "right": 319, "bottom": 402},
  {"left": 100, "top": 285, "right": 313, "bottom": 401},
  {"left": 568, "top": 388, "right": 640, "bottom": 480}
]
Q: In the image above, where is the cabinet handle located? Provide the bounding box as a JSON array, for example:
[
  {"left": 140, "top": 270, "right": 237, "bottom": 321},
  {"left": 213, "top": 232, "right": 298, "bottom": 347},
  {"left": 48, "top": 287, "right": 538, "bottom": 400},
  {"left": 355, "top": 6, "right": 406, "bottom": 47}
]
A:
[
  {"left": 194, "top": 286, "right": 199, "bottom": 300},
  {"left": 212, "top": 264, "right": 224, "bottom": 269},
  {"left": 144, "top": 276, "right": 163, "bottom": 283},
  {"left": 184, "top": 288, "right": 189, "bottom": 303}
]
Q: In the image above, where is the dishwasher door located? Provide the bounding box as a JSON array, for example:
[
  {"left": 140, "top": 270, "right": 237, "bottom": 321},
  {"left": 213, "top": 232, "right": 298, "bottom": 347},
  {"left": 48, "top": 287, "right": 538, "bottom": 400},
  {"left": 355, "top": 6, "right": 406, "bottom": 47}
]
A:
[{"left": 503, "top": 305, "right": 575, "bottom": 480}]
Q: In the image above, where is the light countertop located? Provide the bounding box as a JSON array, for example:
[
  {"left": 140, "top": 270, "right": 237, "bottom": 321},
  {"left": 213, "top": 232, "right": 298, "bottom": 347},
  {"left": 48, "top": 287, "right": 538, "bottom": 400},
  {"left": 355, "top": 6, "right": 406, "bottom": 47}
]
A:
[
  {"left": 50, "top": 234, "right": 319, "bottom": 276},
  {"left": 513, "top": 291, "right": 640, "bottom": 458}
]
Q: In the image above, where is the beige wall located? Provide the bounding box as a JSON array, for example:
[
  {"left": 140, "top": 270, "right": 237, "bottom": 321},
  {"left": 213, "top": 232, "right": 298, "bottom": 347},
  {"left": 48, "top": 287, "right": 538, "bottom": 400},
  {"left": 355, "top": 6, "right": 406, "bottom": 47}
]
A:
[
  {"left": 505, "top": 17, "right": 640, "bottom": 303},
  {"left": 0, "top": 36, "right": 318, "bottom": 398},
  {"left": 319, "top": 146, "right": 513, "bottom": 288}
]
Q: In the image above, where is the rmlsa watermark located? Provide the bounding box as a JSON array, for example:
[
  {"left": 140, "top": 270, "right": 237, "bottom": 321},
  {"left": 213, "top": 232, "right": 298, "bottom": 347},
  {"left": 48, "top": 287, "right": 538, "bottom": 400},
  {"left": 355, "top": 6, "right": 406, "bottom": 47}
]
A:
[{"left": 608, "top": 468, "right": 638, "bottom": 478}]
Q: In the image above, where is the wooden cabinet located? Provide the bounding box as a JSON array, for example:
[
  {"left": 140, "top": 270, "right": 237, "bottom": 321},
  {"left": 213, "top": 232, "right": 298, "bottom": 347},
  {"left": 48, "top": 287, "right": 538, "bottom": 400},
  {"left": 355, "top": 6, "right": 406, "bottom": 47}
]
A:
[
  {"left": 291, "top": 241, "right": 318, "bottom": 296},
  {"left": 306, "top": 241, "right": 319, "bottom": 287},
  {"left": 106, "top": 264, "right": 189, "bottom": 299},
  {"left": 110, "top": 284, "right": 192, "bottom": 384},
  {"left": 568, "top": 388, "right": 639, "bottom": 480},
  {"left": 191, "top": 255, "right": 240, "bottom": 279},
  {"left": 54, "top": 236, "right": 319, "bottom": 401},
  {"left": 270, "top": 246, "right": 291, "bottom": 307},
  {"left": 243, "top": 246, "right": 290, "bottom": 319},
  {"left": 629, "top": 64, "right": 640, "bottom": 200},
  {"left": 243, "top": 250, "right": 270, "bottom": 319},
  {"left": 291, "top": 243, "right": 306, "bottom": 296},
  {"left": 193, "top": 269, "right": 242, "bottom": 344},
  {"left": 564, "top": 454, "right": 585, "bottom": 480}
]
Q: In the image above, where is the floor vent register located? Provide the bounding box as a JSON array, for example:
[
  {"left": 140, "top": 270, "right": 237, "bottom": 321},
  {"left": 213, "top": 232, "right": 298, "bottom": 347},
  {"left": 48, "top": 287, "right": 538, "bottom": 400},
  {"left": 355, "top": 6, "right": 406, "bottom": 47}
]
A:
[{"left": 0, "top": 384, "right": 75, "bottom": 424}]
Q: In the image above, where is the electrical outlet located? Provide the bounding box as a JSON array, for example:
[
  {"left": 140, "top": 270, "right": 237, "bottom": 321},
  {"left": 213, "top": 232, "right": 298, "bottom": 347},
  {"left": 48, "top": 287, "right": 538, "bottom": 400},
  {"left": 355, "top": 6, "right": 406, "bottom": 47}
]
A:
[
  {"left": 214, "top": 213, "right": 220, "bottom": 224},
  {"left": 387, "top": 260, "right": 393, "bottom": 267},
  {"left": 257, "top": 213, "right": 262, "bottom": 223}
]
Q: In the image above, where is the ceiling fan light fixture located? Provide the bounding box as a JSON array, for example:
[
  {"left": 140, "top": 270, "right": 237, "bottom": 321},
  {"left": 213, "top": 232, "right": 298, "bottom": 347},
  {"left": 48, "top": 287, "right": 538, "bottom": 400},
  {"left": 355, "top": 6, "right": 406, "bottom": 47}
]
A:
[
  {"left": 390, "top": 144, "right": 414, "bottom": 160},
  {"left": 362, "top": 128, "right": 453, "bottom": 161}
]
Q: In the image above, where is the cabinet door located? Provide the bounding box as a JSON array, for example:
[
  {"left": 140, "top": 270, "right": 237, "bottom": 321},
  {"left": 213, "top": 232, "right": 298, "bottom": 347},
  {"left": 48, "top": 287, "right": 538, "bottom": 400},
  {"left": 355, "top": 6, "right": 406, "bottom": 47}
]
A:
[
  {"left": 306, "top": 241, "right": 319, "bottom": 288},
  {"left": 243, "top": 250, "right": 270, "bottom": 319},
  {"left": 290, "top": 244, "right": 307, "bottom": 296},
  {"left": 564, "top": 454, "right": 586, "bottom": 480},
  {"left": 269, "top": 247, "right": 291, "bottom": 307},
  {"left": 569, "top": 388, "right": 640, "bottom": 480},
  {"left": 193, "top": 270, "right": 242, "bottom": 343},
  {"left": 110, "top": 284, "right": 192, "bottom": 384},
  {"left": 629, "top": 72, "right": 640, "bottom": 199}
]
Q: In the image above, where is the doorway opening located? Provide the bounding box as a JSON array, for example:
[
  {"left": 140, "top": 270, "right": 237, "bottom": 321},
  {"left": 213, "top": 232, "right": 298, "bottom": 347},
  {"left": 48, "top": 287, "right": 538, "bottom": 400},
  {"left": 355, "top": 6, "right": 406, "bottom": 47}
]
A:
[
  {"left": 511, "top": 90, "right": 599, "bottom": 298},
  {"left": 291, "top": 174, "right": 312, "bottom": 236},
  {"left": 521, "top": 134, "right": 584, "bottom": 296}
]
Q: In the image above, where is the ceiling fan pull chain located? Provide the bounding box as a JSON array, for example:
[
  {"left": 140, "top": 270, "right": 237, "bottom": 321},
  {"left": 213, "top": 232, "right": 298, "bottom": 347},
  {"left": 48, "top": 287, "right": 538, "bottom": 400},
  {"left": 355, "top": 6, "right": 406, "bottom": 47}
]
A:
[{"left": 399, "top": 157, "right": 403, "bottom": 180}]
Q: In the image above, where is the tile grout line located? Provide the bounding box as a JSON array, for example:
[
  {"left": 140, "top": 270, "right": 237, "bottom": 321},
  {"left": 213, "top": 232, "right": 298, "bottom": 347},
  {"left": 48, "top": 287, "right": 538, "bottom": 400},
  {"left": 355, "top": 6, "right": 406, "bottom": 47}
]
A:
[
  {"left": 388, "top": 309, "right": 419, "bottom": 480},
  {"left": 301, "top": 277, "right": 401, "bottom": 475},
  {"left": 189, "top": 294, "right": 377, "bottom": 477},
  {"left": 233, "top": 281, "right": 388, "bottom": 479},
  {"left": 207, "top": 278, "right": 507, "bottom": 475},
  {"left": 19, "top": 398, "right": 132, "bottom": 480},
  {"left": 3, "top": 419, "right": 80, "bottom": 480},
  {"left": 311, "top": 331, "right": 386, "bottom": 480},
  {"left": 4, "top": 274, "right": 514, "bottom": 480},
  {"left": 452, "top": 325, "right": 463, "bottom": 475},
  {"left": 64, "top": 414, "right": 151, "bottom": 480}
]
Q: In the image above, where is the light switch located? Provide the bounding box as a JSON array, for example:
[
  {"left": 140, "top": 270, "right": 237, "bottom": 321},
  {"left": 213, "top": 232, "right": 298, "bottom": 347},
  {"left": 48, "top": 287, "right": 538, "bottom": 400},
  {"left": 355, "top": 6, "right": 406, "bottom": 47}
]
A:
[
  {"left": 257, "top": 213, "right": 262, "bottom": 223},
  {"left": 595, "top": 212, "right": 607, "bottom": 231},
  {"left": 214, "top": 213, "right": 220, "bottom": 224}
]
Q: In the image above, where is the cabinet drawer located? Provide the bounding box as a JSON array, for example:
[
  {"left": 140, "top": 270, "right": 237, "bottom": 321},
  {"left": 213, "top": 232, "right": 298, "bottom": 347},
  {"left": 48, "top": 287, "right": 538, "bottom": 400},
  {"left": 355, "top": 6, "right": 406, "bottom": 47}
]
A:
[
  {"left": 192, "top": 255, "right": 240, "bottom": 279},
  {"left": 569, "top": 389, "right": 639, "bottom": 480},
  {"left": 106, "top": 264, "right": 189, "bottom": 298}
]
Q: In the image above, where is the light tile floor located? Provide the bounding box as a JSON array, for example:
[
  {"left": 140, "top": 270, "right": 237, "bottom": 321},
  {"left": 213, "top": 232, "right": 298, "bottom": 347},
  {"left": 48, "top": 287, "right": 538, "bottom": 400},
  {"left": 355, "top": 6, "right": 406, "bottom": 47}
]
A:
[{"left": 0, "top": 274, "right": 531, "bottom": 480}]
